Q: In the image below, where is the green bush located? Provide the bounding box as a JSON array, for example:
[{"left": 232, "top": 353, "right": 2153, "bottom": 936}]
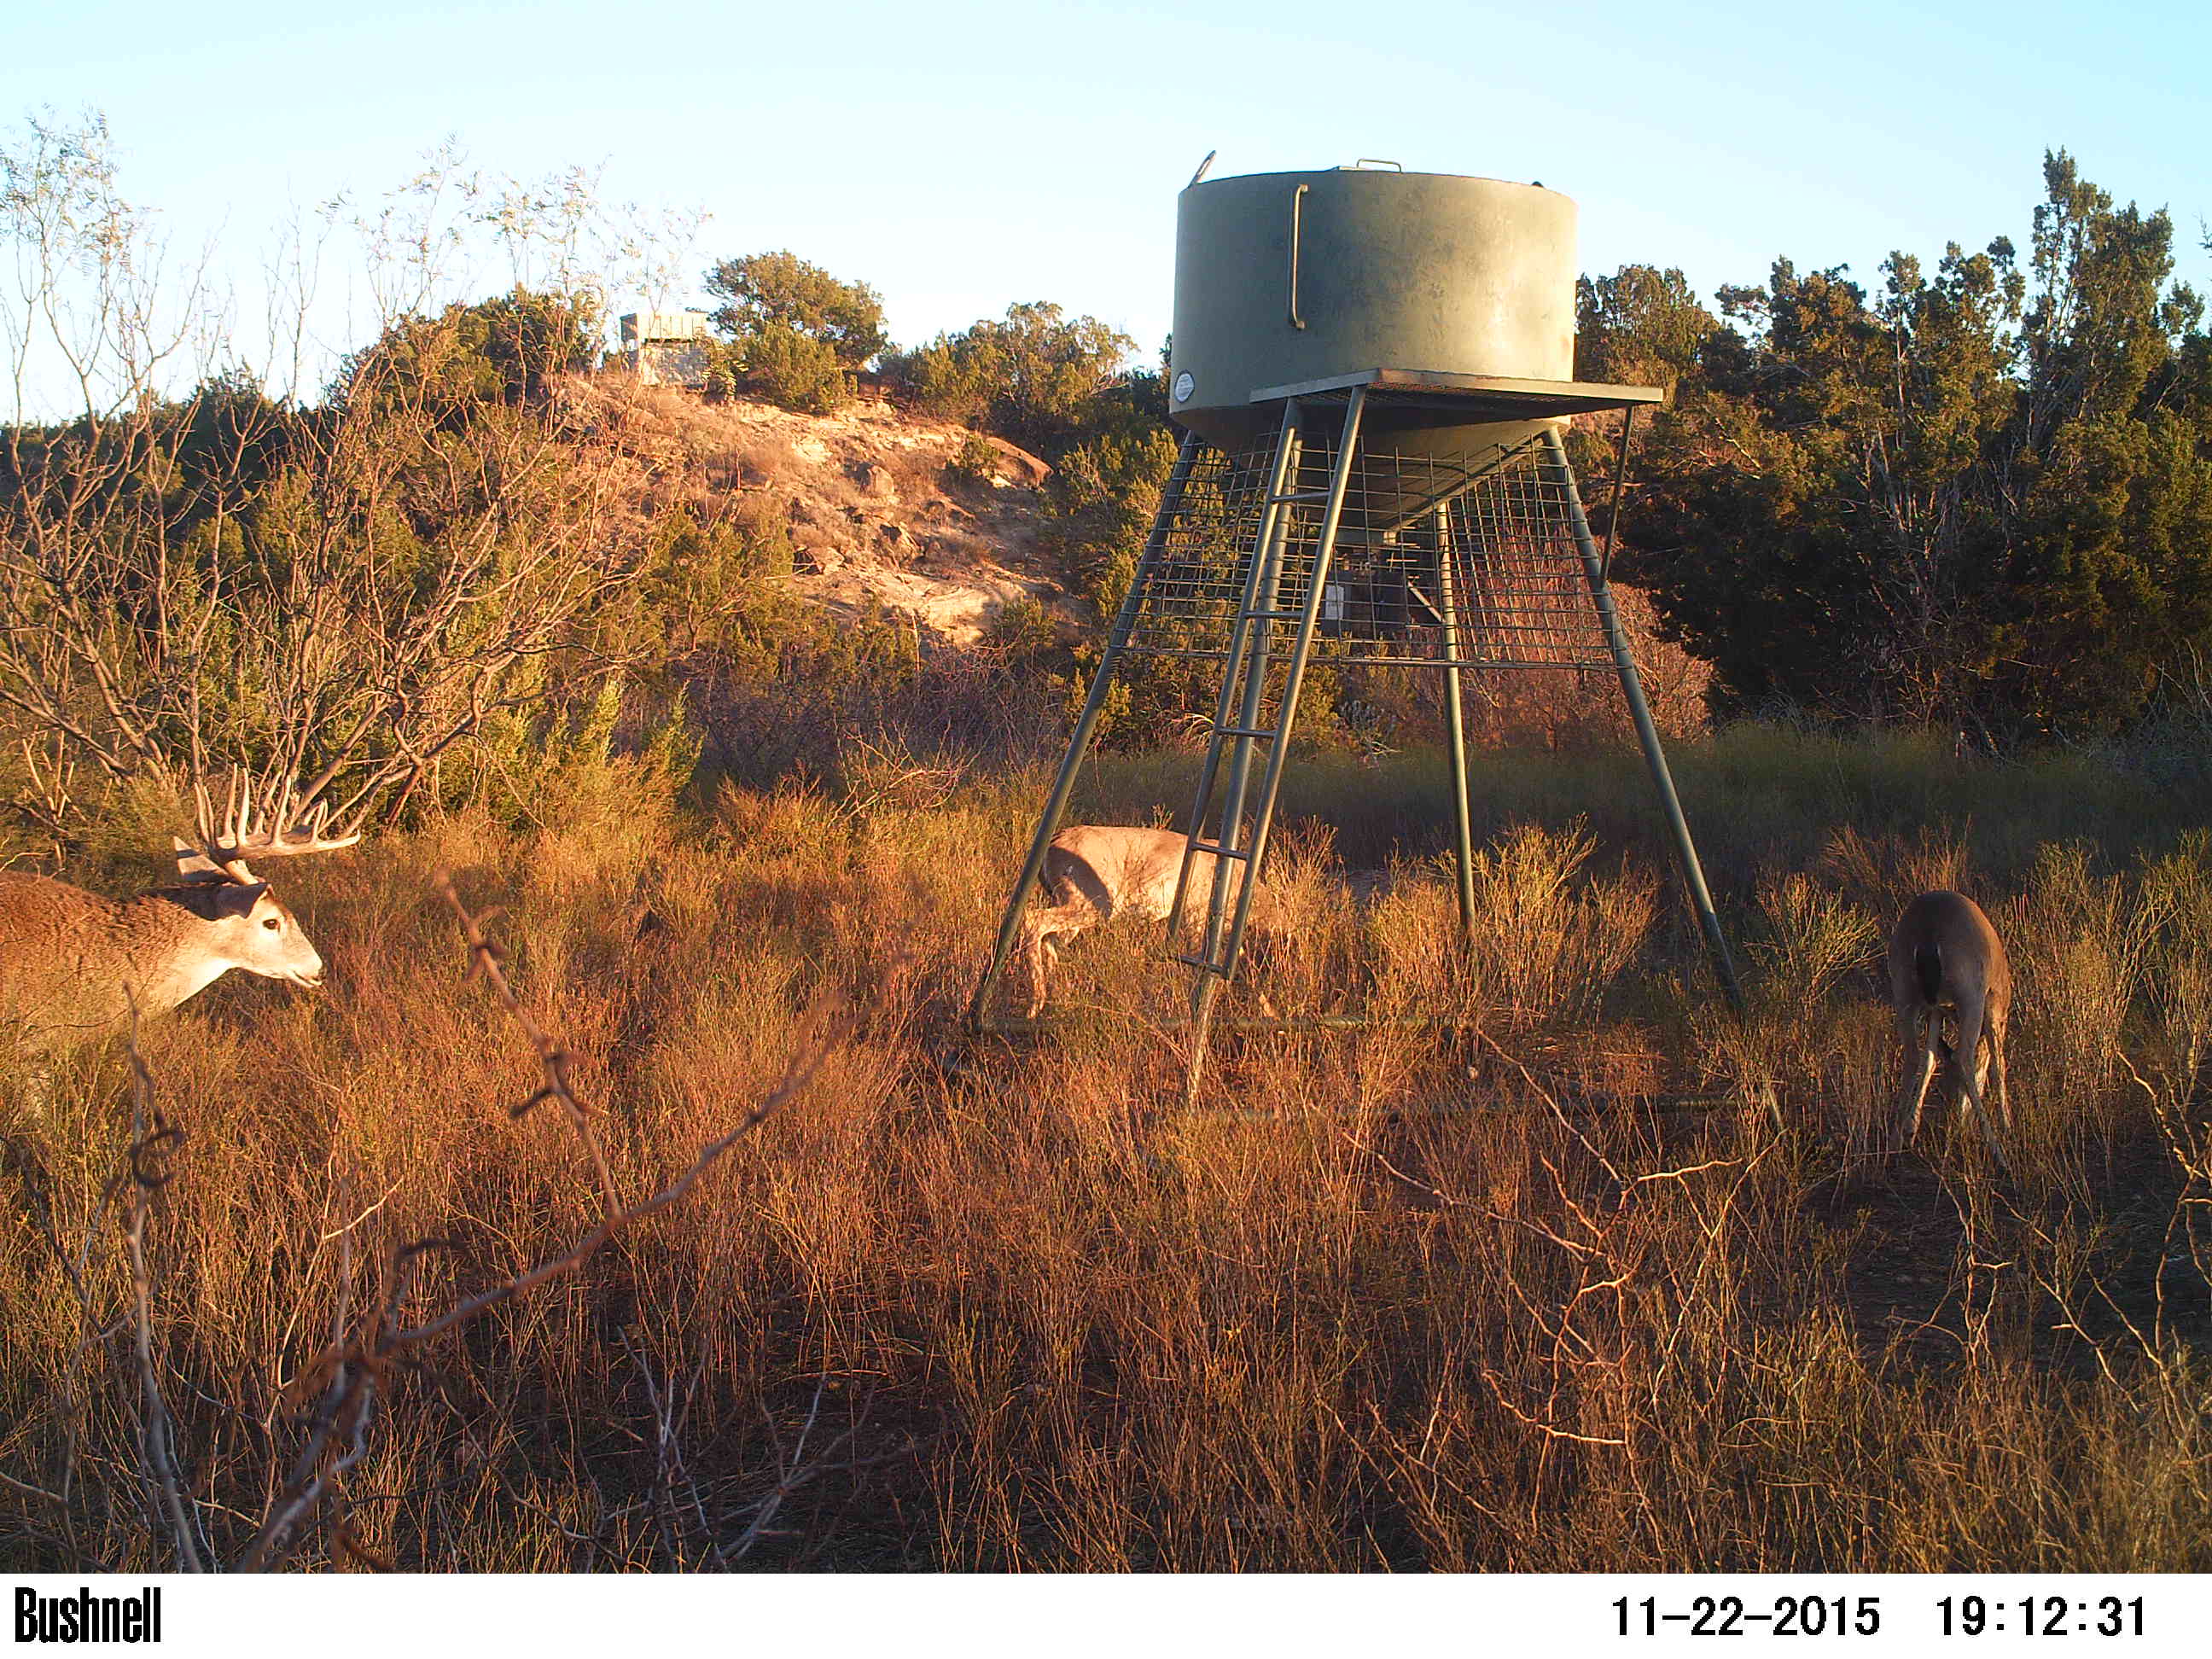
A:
[
  {"left": 739, "top": 323, "right": 850, "bottom": 414},
  {"left": 701, "top": 250, "right": 883, "bottom": 411},
  {"left": 884, "top": 301, "right": 1136, "bottom": 458},
  {"left": 1601, "top": 152, "right": 2212, "bottom": 736},
  {"left": 1045, "top": 425, "right": 1179, "bottom": 608},
  {"left": 704, "top": 250, "right": 887, "bottom": 370},
  {"left": 598, "top": 504, "right": 799, "bottom": 666},
  {"left": 945, "top": 432, "right": 1000, "bottom": 488},
  {"left": 335, "top": 286, "right": 598, "bottom": 418}
]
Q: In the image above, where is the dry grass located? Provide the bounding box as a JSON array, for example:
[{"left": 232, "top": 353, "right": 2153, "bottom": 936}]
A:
[{"left": 4, "top": 732, "right": 2212, "bottom": 1571}]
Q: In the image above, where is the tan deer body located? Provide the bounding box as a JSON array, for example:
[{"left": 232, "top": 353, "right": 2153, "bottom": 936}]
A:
[
  {"left": 0, "top": 774, "right": 356, "bottom": 1063},
  {"left": 1888, "top": 888, "right": 2011, "bottom": 1155},
  {"left": 0, "top": 870, "right": 325, "bottom": 1053},
  {"left": 1019, "top": 825, "right": 1281, "bottom": 1019}
]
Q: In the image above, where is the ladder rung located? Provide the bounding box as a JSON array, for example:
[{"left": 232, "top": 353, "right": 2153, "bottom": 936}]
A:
[
  {"left": 1266, "top": 490, "right": 1330, "bottom": 504},
  {"left": 1185, "top": 840, "right": 1251, "bottom": 860},
  {"left": 1173, "top": 954, "right": 1236, "bottom": 975},
  {"left": 1240, "top": 608, "right": 1301, "bottom": 620},
  {"left": 1209, "top": 725, "right": 1279, "bottom": 741}
]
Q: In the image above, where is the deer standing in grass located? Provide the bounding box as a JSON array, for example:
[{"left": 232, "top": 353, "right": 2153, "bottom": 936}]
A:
[
  {"left": 1017, "top": 825, "right": 1284, "bottom": 1019},
  {"left": 1888, "top": 889, "right": 2012, "bottom": 1160},
  {"left": 0, "top": 776, "right": 359, "bottom": 1060}
]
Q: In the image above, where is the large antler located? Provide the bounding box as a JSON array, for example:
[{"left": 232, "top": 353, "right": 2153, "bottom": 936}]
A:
[{"left": 178, "top": 769, "right": 364, "bottom": 886}]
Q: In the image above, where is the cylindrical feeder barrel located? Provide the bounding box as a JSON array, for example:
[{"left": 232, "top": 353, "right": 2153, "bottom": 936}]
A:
[{"left": 1169, "top": 166, "right": 1577, "bottom": 456}]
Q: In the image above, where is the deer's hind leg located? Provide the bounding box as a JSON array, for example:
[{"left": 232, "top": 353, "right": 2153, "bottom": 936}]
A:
[
  {"left": 1989, "top": 1006, "right": 2013, "bottom": 1133},
  {"left": 1895, "top": 1004, "right": 1939, "bottom": 1152},
  {"left": 1950, "top": 992, "right": 2011, "bottom": 1169}
]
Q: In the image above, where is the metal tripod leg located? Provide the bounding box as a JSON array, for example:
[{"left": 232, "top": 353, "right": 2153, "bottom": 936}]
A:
[
  {"left": 1540, "top": 426, "right": 1743, "bottom": 1010},
  {"left": 1434, "top": 502, "right": 1477, "bottom": 943},
  {"left": 966, "top": 430, "right": 1203, "bottom": 1034},
  {"left": 1185, "top": 387, "right": 1371, "bottom": 1102}
]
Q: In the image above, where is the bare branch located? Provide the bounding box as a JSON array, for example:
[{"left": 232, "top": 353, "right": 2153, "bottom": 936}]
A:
[{"left": 118, "top": 1021, "right": 204, "bottom": 1572}]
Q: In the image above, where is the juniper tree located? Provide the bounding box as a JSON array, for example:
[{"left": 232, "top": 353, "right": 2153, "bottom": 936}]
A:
[{"left": 1593, "top": 153, "right": 2212, "bottom": 736}]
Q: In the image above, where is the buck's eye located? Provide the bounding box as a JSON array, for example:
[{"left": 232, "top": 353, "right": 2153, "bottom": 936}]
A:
[{"left": 263, "top": 917, "right": 282, "bottom": 931}]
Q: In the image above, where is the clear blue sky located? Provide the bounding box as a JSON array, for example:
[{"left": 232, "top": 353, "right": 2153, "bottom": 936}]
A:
[{"left": 5, "top": 0, "right": 2207, "bottom": 368}]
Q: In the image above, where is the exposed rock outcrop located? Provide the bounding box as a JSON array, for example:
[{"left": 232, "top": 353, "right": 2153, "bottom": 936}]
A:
[{"left": 566, "top": 379, "right": 1072, "bottom": 646}]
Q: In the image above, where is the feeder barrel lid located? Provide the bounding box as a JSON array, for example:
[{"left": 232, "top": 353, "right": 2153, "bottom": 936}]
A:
[{"left": 1175, "top": 163, "right": 1568, "bottom": 195}]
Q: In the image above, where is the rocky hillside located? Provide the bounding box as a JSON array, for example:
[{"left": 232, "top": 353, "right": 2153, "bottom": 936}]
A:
[{"left": 568, "top": 379, "right": 1071, "bottom": 646}]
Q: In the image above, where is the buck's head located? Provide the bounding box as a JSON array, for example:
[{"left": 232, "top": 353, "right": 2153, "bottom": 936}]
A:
[
  {"left": 172, "top": 770, "right": 363, "bottom": 990},
  {"left": 165, "top": 864, "right": 326, "bottom": 987}
]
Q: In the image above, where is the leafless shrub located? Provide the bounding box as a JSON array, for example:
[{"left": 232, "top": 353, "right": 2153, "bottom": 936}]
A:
[
  {"left": 0, "top": 116, "right": 694, "bottom": 845},
  {"left": 1817, "top": 822, "right": 1974, "bottom": 912}
]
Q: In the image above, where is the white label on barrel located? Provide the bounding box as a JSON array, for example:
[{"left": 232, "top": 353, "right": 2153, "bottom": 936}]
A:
[{"left": 1173, "top": 371, "right": 1195, "bottom": 404}]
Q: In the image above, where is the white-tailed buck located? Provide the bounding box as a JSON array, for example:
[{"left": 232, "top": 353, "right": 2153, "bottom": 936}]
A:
[
  {"left": 1887, "top": 888, "right": 2012, "bottom": 1159},
  {"left": 1017, "top": 825, "right": 1283, "bottom": 1019},
  {"left": 0, "top": 775, "right": 359, "bottom": 1059}
]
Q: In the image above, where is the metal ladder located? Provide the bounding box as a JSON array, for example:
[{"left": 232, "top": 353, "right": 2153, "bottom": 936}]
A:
[{"left": 1167, "top": 387, "right": 1369, "bottom": 1096}]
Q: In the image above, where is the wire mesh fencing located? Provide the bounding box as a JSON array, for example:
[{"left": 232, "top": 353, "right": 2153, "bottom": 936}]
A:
[{"left": 1125, "top": 421, "right": 1614, "bottom": 672}]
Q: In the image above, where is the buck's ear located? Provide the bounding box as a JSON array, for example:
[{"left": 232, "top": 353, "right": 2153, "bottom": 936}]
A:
[
  {"left": 203, "top": 882, "right": 269, "bottom": 921},
  {"left": 173, "top": 837, "right": 226, "bottom": 882}
]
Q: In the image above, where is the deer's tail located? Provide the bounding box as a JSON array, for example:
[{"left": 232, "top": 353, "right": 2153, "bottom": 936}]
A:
[{"left": 1912, "top": 941, "right": 1943, "bottom": 1006}]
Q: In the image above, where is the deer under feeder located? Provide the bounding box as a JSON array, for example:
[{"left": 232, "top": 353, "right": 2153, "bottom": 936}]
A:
[{"left": 968, "top": 160, "right": 1743, "bottom": 1097}]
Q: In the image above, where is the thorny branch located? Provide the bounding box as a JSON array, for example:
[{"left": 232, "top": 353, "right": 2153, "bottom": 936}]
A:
[
  {"left": 1400, "top": 1027, "right": 1784, "bottom": 1468},
  {"left": 437, "top": 870, "right": 619, "bottom": 1220},
  {"left": 117, "top": 1025, "right": 204, "bottom": 1572}
]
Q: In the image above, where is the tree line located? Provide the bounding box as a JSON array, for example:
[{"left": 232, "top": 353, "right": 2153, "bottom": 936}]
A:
[{"left": 1578, "top": 151, "right": 2212, "bottom": 738}]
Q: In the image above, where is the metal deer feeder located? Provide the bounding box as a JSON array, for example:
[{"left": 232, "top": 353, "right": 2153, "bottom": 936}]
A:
[{"left": 969, "top": 161, "right": 1742, "bottom": 1085}]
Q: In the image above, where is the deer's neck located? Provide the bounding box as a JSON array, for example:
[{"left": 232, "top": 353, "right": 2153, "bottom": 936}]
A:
[
  {"left": 138, "top": 952, "right": 235, "bottom": 1015},
  {"left": 116, "top": 895, "right": 236, "bottom": 1017}
]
